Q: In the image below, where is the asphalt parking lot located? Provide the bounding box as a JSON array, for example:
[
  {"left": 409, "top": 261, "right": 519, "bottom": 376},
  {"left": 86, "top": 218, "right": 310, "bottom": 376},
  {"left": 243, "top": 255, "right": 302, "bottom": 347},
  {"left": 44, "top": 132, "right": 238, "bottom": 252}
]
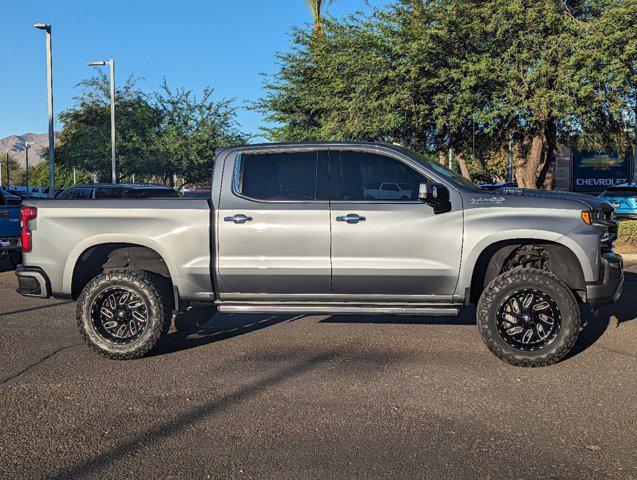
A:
[{"left": 0, "top": 258, "right": 635, "bottom": 480}]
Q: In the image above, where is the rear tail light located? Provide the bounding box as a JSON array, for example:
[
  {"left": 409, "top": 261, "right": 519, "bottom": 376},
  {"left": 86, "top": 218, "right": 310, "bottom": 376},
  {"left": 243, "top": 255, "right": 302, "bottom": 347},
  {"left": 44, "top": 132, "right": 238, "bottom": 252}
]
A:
[{"left": 20, "top": 206, "right": 37, "bottom": 253}]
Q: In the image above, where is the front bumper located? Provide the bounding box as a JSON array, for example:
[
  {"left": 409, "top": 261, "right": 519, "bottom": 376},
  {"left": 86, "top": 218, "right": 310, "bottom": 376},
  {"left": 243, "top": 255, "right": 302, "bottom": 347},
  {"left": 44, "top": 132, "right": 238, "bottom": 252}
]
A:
[
  {"left": 15, "top": 265, "right": 51, "bottom": 298},
  {"left": 586, "top": 252, "right": 624, "bottom": 308}
]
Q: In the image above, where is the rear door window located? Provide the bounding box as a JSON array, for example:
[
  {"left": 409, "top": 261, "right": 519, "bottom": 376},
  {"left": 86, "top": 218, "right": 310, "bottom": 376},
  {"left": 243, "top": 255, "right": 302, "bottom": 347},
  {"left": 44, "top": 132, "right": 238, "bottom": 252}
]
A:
[
  {"left": 237, "top": 151, "right": 328, "bottom": 201},
  {"left": 95, "top": 187, "right": 123, "bottom": 199}
]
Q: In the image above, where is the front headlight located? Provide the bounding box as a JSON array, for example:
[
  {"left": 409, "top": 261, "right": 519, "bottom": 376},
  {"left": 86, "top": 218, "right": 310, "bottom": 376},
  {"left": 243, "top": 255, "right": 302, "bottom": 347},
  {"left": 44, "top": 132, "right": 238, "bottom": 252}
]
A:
[{"left": 581, "top": 210, "right": 605, "bottom": 225}]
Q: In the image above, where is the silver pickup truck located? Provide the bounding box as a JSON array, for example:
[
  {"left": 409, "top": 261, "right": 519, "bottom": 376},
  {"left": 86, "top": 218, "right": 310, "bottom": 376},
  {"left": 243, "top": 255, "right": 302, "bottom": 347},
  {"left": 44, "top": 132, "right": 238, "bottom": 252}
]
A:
[{"left": 16, "top": 142, "right": 624, "bottom": 367}]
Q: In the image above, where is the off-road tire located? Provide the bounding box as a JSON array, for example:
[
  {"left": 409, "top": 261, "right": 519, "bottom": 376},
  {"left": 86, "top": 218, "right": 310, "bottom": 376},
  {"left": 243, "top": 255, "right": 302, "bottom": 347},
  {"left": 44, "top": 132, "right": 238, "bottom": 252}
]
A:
[
  {"left": 477, "top": 267, "right": 580, "bottom": 367},
  {"left": 77, "top": 270, "right": 172, "bottom": 360}
]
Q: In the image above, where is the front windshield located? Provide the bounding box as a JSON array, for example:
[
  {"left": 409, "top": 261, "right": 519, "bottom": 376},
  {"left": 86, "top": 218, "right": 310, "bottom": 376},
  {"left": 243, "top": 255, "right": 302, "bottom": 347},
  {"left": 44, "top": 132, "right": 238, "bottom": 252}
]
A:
[{"left": 398, "top": 147, "right": 482, "bottom": 190}]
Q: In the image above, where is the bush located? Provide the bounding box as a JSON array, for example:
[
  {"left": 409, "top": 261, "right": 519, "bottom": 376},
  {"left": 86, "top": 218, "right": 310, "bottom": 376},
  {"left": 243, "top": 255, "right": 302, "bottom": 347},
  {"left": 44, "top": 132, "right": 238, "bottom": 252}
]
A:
[{"left": 616, "top": 221, "right": 637, "bottom": 253}]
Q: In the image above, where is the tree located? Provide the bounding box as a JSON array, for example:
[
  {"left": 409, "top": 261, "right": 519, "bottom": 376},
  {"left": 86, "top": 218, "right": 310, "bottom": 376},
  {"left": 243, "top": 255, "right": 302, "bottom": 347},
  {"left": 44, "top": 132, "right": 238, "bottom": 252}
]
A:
[
  {"left": 305, "top": 0, "right": 334, "bottom": 34},
  {"left": 54, "top": 74, "right": 247, "bottom": 185},
  {"left": 1, "top": 155, "right": 24, "bottom": 186},
  {"left": 27, "top": 161, "right": 91, "bottom": 190},
  {"left": 54, "top": 73, "right": 163, "bottom": 182},
  {"left": 258, "top": 0, "right": 637, "bottom": 188},
  {"left": 154, "top": 81, "right": 248, "bottom": 186}
]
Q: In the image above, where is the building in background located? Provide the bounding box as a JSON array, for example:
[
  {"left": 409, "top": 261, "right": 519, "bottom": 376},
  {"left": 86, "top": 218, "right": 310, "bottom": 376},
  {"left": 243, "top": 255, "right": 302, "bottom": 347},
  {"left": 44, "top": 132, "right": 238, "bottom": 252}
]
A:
[{"left": 554, "top": 146, "right": 636, "bottom": 194}]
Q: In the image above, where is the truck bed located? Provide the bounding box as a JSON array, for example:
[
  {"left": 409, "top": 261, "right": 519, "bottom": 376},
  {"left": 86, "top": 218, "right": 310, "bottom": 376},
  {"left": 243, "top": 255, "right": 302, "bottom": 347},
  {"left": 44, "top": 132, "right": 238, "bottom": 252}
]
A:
[{"left": 22, "top": 198, "right": 213, "bottom": 301}]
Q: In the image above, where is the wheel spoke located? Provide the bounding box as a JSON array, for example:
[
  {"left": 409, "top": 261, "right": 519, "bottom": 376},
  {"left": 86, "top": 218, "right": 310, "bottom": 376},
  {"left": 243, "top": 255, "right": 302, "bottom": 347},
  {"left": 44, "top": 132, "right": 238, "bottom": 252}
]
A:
[
  {"left": 511, "top": 298, "right": 521, "bottom": 314},
  {"left": 536, "top": 323, "right": 548, "bottom": 339},
  {"left": 506, "top": 326, "right": 524, "bottom": 335},
  {"left": 522, "top": 329, "right": 534, "bottom": 343},
  {"left": 132, "top": 310, "right": 147, "bottom": 322},
  {"left": 522, "top": 293, "right": 533, "bottom": 309},
  {"left": 100, "top": 307, "right": 114, "bottom": 319},
  {"left": 533, "top": 301, "right": 550, "bottom": 311},
  {"left": 119, "top": 291, "right": 130, "bottom": 305},
  {"left": 103, "top": 321, "right": 118, "bottom": 329},
  {"left": 538, "top": 313, "right": 554, "bottom": 325}
]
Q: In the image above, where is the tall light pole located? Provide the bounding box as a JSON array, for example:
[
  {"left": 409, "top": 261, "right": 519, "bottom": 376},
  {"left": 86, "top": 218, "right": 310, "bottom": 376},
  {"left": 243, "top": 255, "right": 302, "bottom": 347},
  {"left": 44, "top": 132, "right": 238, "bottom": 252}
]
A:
[
  {"left": 25, "top": 142, "right": 30, "bottom": 197},
  {"left": 5, "top": 148, "right": 9, "bottom": 188},
  {"left": 34, "top": 23, "right": 56, "bottom": 198},
  {"left": 88, "top": 59, "right": 117, "bottom": 183}
]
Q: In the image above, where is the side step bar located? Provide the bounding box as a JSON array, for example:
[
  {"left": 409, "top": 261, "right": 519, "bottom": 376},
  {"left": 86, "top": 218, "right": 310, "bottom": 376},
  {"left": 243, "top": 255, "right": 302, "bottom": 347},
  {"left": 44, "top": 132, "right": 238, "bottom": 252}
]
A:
[{"left": 217, "top": 304, "right": 459, "bottom": 316}]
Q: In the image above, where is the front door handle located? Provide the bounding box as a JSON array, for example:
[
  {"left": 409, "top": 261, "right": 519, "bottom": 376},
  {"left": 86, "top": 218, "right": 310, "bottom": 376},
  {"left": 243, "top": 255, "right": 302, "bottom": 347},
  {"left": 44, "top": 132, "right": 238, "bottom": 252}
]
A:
[
  {"left": 224, "top": 214, "right": 253, "bottom": 224},
  {"left": 336, "top": 213, "right": 366, "bottom": 224}
]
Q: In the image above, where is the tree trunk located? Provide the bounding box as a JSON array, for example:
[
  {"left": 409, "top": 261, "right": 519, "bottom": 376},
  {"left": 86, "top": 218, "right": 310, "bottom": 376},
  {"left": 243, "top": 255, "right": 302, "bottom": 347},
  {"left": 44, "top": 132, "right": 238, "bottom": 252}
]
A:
[
  {"left": 514, "top": 119, "right": 556, "bottom": 189},
  {"left": 456, "top": 151, "right": 472, "bottom": 181}
]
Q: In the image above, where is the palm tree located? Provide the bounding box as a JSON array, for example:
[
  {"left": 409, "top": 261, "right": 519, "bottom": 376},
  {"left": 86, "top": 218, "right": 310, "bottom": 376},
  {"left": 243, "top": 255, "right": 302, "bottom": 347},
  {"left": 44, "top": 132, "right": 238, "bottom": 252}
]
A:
[{"left": 305, "top": 0, "right": 333, "bottom": 34}]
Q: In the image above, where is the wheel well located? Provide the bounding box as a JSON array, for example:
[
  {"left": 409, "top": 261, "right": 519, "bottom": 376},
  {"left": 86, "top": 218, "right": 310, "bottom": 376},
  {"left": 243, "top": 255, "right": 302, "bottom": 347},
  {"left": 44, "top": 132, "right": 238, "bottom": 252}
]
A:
[
  {"left": 71, "top": 243, "right": 172, "bottom": 300},
  {"left": 469, "top": 240, "right": 586, "bottom": 304}
]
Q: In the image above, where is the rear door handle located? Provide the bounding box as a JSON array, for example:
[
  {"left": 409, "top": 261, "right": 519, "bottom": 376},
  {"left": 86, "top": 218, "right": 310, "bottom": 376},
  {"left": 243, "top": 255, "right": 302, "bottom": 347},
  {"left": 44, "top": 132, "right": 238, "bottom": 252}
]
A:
[
  {"left": 336, "top": 213, "right": 366, "bottom": 224},
  {"left": 224, "top": 214, "right": 253, "bottom": 224}
]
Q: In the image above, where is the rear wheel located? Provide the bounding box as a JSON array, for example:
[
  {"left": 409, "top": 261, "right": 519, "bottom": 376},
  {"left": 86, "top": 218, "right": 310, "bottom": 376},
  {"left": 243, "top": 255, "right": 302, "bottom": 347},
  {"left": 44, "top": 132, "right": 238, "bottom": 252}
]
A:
[
  {"left": 477, "top": 268, "right": 580, "bottom": 367},
  {"left": 77, "top": 270, "right": 172, "bottom": 360}
]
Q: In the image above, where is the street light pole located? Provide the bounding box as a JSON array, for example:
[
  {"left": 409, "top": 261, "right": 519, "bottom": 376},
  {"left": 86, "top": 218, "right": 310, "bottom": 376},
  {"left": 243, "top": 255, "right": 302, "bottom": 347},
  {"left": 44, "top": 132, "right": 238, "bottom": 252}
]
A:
[
  {"left": 88, "top": 59, "right": 117, "bottom": 183},
  {"left": 34, "top": 23, "right": 56, "bottom": 198},
  {"left": 25, "top": 142, "right": 30, "bottom": 197},
  {"left": 5, "top": 148, "right": 9, "bottom": 188}
]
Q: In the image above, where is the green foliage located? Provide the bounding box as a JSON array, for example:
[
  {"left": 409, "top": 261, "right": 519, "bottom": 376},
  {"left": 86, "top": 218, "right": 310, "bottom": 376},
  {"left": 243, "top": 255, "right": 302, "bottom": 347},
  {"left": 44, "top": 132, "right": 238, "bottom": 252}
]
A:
[
  {"left": 1, "top": 156, "right": 24, "bottom": 186},
  {"left": 617, "top": 220, "right": 637, "bottom": 251},
  {"left": 258, "top": 0, "right": 637, "bottom": 185},
  {"left": 54, "top": 73, "right": 247, "bottom": 185},
  {"left": 154, "top": 80, "right": 248, "bottom": 185},
  {"left": 27, "top": 161, "right": 91, "bottom": 190}
]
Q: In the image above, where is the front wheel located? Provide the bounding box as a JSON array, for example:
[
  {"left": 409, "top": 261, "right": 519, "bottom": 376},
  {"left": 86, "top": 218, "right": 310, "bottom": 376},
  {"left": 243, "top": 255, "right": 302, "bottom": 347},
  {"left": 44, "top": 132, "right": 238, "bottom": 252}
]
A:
[
  {"left": 477, "top": 268, "right": 580, "bottom": 367},
  {"left": 77, "top": 270, "right": 172, "bottom": 360}
]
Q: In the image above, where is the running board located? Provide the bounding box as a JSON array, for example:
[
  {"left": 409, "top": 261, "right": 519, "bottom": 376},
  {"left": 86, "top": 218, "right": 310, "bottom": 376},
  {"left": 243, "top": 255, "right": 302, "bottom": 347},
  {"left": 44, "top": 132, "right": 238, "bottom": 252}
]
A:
[{"left": 216, "top": 303, "right": 459, "bottom": 316}]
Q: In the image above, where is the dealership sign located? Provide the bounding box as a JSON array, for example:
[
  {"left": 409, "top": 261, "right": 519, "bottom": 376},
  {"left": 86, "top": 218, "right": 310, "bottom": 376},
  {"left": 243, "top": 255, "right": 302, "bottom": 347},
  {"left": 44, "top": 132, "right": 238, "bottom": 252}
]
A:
[{"left": 572, "top": 150, "right": 633, "bottom": 193}]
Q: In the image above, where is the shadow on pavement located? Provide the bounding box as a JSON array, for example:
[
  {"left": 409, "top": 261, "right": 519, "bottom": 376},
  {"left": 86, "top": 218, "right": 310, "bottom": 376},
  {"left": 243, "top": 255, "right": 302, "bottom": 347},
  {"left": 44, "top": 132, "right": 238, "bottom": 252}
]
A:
[
  {"left": 569, "top": 271, "right": 636, "bottom": 358},
  {"left": 153, "top": 309, "right": 303, "bottom": 356},
  {"left": 50, "top": 346, "right": 412, "bottom": 480},
  {"left": 0, "top": 301, "right": 72, "bottom": 318},
  {"left": 152, "top": 273, "right": 635, "bottom": 360},
  {"left": 0, "top": 257, "right": 15, "bottom": 273}
]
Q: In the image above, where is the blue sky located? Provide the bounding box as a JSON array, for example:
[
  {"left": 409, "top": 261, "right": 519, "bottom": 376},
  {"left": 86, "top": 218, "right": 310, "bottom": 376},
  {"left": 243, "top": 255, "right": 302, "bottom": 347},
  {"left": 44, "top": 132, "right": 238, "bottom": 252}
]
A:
[{"left": 0, "top": 0, "right": 387, "bottom": 141}]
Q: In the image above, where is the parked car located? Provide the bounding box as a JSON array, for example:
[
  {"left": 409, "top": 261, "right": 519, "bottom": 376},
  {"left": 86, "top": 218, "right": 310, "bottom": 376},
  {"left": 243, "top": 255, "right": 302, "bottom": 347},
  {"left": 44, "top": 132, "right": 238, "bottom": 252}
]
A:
[
  {"left": 363, "top": 182, "right": 415, "bottom": 200},
  {"left": 598, "top": 183, "right": 637, "bottom": 220},
  {"left": 0, "top": 189, "right": 22, "bottom": 267},
  {"left": 16, "top": 142, "right": 623, "bottom": 367},
  {"left": 56, "top": 183, "right": 179, "bottom": 199},
  {"left": 6, "top": 186, "right": 48, "bottom": 199},
  {"left": 0, "top": 188, "right": 22, "bottom": 205},
  {"left": 182, "top": 188, "right": 212, "bottom": 198}
]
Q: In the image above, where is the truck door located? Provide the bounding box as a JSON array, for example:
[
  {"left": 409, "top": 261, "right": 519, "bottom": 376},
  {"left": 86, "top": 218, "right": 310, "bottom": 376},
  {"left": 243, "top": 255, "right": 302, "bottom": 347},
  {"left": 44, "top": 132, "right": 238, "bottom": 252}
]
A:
[
  {"left": 329, "top": 148, "right": 463, "bottom": 299},
  {"left": 216, "top": 149, "right": 332, "bottom": 297}
]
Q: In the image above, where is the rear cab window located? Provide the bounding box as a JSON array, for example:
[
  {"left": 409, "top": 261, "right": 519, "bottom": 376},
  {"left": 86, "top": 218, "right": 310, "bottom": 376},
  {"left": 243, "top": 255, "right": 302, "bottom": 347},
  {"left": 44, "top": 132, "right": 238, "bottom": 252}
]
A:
[{"left": 236, "top": 151, "right": 329, "bottom": 201}]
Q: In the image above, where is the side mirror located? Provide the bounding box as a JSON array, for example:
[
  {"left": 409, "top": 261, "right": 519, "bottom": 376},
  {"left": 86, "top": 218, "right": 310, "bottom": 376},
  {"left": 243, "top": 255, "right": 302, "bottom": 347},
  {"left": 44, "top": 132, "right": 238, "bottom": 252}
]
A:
[{"left": 418, "top": 182, "right": 451, "bottom": 214}]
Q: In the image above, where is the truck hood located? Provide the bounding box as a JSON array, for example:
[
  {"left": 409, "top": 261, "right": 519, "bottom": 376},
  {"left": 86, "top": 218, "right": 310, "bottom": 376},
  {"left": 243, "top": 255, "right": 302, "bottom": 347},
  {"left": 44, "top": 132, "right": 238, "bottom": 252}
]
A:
[{"left": 497, "top": 187, "right": 613, "bottom": 212}]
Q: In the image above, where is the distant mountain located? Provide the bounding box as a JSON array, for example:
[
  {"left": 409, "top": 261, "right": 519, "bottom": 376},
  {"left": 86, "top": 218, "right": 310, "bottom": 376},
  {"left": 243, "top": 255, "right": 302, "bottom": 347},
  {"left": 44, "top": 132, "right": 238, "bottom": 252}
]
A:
[{"left": 0, "top": 133, "right": 50, "bottom": 168}]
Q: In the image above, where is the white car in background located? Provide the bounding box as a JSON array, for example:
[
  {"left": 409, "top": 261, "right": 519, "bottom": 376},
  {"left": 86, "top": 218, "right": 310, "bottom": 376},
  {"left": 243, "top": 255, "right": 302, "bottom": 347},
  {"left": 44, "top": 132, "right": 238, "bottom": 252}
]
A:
[{"left": 364, "top": 182, "right": 414, "bottom": 200}]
